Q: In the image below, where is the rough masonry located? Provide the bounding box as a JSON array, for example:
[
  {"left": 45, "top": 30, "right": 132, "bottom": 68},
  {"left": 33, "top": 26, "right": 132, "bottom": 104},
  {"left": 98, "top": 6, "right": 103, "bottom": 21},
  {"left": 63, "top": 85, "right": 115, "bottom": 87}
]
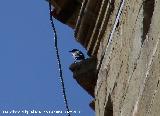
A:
[{"left": 49, "top": 0, "right": 160, "bottom": 115}]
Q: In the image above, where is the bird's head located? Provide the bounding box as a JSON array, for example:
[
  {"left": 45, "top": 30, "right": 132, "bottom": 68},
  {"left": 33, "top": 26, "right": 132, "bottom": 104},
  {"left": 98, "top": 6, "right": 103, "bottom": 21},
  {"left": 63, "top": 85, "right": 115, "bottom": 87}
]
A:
[{"left": 69, "top": 49, "right": 79, "bottom": 53}]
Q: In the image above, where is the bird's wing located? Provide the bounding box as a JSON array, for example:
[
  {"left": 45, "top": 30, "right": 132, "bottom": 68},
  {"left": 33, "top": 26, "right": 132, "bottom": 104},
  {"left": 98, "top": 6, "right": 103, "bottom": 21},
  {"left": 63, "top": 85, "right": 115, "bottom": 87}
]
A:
[{"left": 76, "top": 51, "right": 84, "bottom": 56}]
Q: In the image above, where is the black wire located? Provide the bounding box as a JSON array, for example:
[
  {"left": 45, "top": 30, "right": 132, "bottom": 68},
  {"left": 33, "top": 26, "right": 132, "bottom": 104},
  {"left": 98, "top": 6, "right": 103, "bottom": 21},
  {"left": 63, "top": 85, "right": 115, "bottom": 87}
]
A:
[{"left": 48, "top": 2, "right": 71, "bottom": 116}]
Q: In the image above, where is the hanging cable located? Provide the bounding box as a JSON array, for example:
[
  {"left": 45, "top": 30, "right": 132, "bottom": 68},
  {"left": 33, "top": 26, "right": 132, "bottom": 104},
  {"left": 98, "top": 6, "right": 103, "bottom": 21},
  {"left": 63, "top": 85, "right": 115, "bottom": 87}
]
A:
[{"left": 48, "top": 2, "right": 71, "bottom": 116}]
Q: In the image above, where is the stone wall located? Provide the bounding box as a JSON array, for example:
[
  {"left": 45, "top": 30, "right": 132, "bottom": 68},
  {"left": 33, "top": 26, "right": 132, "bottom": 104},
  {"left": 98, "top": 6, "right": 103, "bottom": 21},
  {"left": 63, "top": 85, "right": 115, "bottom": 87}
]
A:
[
  {"left": 95, "top": 0, "right": 160, "bottom": 116},
  {"left": 49, "top": 0, "right": 160, "bottom": 115}
]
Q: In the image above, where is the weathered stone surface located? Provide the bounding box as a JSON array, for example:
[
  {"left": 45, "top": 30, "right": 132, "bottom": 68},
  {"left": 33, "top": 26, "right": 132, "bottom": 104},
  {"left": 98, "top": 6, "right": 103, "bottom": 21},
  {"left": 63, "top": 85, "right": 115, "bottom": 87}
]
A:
[
  {"left": 95, "top": 0, "right": 160, "bottom": 116},
  {"left": 69, "top": 57, "right": 97, "bottom": 97},
  {"left": 49, "top": 0, "right": 160, "bottom": 115}
]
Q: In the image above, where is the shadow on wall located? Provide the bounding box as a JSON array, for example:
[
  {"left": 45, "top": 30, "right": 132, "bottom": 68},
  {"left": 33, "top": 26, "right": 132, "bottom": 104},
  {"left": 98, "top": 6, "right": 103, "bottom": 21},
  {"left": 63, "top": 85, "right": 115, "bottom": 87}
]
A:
[
  {"left": 69, "top": 57, "right": 97, "bottom": 98},
  {"left": 142, "top": 0, "right": 155, "bottom": 44},
  {"left": 104, "top": 95, "right": 113, "bottom": 116},
  {"left": 69, "top": 57, "right": 98, "bottom": 110}
]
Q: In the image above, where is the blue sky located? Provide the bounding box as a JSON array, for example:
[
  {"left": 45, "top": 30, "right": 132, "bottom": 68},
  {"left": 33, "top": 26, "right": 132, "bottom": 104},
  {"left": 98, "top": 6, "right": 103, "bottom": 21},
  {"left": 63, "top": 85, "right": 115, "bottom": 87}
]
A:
[{"left": 0, "top": 0, "right": 94, "bottom": 116}]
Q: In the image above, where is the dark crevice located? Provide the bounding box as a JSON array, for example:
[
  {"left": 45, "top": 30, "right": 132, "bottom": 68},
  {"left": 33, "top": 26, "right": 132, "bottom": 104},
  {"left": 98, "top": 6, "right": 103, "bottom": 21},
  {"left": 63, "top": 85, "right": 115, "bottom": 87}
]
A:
[
  {"left": 84, "top": 0, "right": 103, "bottom": 48},
  {"left": 87, "top": 0, "right": 115, "bottom": 56},
  {"left": 157, "top": 80, "right": 160, "bottom": 87},
  {"left": 142, "top": 0, "right": 155, "bottom": 44},
  {"left": 92, "top": 0, "right": 115, "bottom": 56},
  {"left": 104, "top": 95, "right": 113, "bottom": 116}
]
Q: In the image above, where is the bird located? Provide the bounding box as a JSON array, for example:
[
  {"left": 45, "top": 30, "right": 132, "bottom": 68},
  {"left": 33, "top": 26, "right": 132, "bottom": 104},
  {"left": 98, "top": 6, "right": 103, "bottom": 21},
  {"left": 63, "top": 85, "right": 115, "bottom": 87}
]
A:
[{"left": 69, "top": 49, "right": 85, "bottom": 62}]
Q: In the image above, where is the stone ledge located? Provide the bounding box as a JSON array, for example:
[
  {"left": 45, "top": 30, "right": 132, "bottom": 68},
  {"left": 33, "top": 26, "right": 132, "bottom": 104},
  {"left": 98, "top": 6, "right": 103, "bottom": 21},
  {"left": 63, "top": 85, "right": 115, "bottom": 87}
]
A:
[
  {"left": 49, "top": 0, "right": 82, "bottom": 28},
  {"left": 69, "top": 57, "right": 97, "bottom": 97}
]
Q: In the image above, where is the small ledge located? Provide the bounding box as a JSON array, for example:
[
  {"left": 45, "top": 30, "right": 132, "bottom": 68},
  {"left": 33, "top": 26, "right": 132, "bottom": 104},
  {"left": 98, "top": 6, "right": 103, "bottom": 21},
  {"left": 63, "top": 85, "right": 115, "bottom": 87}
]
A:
[
  {"left": 69, "top": 57, "right": 97, "bottom": 97},
  {"left": 89, "top": 99, "right": 95, "bottom": 111},
  {"left": 49, "top": 0, "right": 82, "bottom": 28}
]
